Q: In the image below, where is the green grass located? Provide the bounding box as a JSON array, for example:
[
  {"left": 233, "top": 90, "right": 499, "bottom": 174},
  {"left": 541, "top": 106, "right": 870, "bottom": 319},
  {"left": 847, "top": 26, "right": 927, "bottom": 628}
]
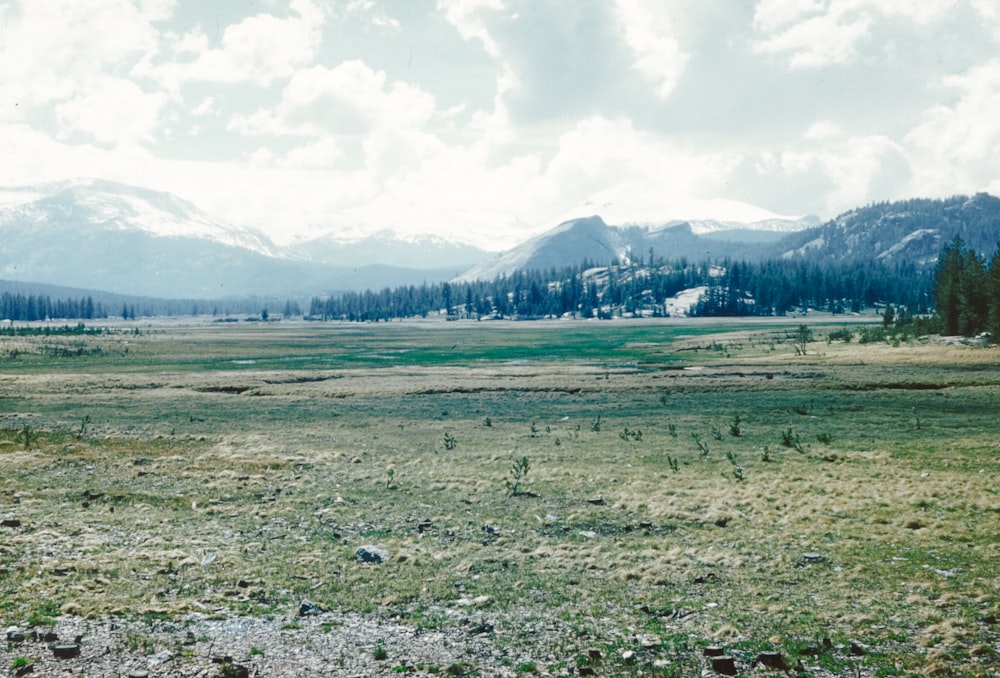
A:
[{"left": 1, "top": 318, "right": 999, "bottom": 675}]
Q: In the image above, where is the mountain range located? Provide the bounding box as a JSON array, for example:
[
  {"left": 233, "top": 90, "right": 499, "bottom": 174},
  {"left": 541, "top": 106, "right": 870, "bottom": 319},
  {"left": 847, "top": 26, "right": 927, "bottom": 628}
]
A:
[{"left": 1, "top": 179, "right": 998, "bottom": 302}]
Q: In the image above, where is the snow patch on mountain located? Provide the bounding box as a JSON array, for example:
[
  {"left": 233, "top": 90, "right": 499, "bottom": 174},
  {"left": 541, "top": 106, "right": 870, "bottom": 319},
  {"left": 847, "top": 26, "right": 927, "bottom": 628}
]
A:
[
  {"left": 559, "top": 180, "right": 812, "bottom": 231},
  {"left": 665, "top": 287, "right": 707, "bottom": 317},
  {"left": 1, "top": 178, "right": 282, "bottom": 258}
]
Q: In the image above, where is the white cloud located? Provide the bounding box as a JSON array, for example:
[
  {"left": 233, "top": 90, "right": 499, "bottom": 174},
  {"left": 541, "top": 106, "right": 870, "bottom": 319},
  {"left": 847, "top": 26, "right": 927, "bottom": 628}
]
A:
[
  {"left": 231, "top": 61, "right": 437, "bottom": 138},
  {"left": 144, "top": 0, "right": 326, "bottom": 88},
  {"left": 770, "top": 133, "right": 908, "bottom": 213},
  {"left": 614, "top": 0, "right": 689, "bottom": 99},
  {"left": 437, "top": 0, "right": 505, "bottom": 58},
  {"left": 752, "top": 0, "right": 823, "bottom": 33},
  {"left": 0, "top": 0, "right": 162, "bottom": 115},
  {"left": 906, "top": 59, "right": 1000, "bottom": 195},
  {"left": 55, "top": 77, "right": 169, "bottom": 146},
  {"left": 753, "top": 5, "right": 873, "bottom": 69}
]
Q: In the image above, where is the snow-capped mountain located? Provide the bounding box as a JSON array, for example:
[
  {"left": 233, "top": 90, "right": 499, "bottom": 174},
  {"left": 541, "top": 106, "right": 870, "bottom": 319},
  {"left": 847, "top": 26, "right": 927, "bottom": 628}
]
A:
[
  {"left": 0, "top": 179, "right": 280, "bottom": 257},
  {"left": 288, "top": 229, "right": 488, "bottom": 270},
  {"left": 558, "top": 180, "right": 818, "bottom": 236},
  {"left": 0, "top": 179, "right": 473, "bottom": 298}
]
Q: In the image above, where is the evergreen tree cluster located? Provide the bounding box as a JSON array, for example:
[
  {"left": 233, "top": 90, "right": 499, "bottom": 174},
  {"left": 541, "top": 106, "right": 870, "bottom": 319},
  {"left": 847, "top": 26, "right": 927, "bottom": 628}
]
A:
[
  {"left": 1, "top": 292, "right": 105, "bottom": 321},
  {"left": 309, "top": 256, "right": 932, "bottom": 322},
  {"left": 933, "top": 236, "right": 1000, "bottom": 337}
]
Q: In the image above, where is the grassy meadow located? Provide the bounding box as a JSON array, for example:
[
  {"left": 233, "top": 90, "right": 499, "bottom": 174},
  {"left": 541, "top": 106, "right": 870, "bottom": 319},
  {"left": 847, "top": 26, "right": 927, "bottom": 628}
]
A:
[{"left": 1, "top": 317, "right": 998, "bottom": 676}]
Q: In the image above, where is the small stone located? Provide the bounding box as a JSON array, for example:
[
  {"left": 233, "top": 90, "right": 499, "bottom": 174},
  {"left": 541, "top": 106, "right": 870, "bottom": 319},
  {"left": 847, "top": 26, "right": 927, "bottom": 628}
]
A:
[
  {"left": 802, "top": 553, "right": 825, "bottom": 564},
  {"left": 298, "top": 599, "right": 322, "bottom": 616},
  {"left": 621, "top": 650, "right": 636, "bottom": 664},
  {"left": 703, "top": 646, "right": 725, "bottom": 657},
  {"left": 587, "top": 496, "right": 605, "bottom": 505},
  {"left": 710, "top": 655, "right": 737, "bottom": 675},
  {"left": 6, "top": 627, "right": 26, "bottom": 642},
  {"left": 51, "top": 643, "right": 81, "bottom": 659},
  {"left": 149, "top": 650, "right": 174, "bottom": 666},
  {"left": 355, "top": 545, "right": 390, "bottom": 564},
  {"left": 14, "top": 662, "right": 34, "bottom": 677},
  {"left": 849, "top": 640, "right": 867, "bottom": 656},
  {"left": 128, "top": 671, "right": 150, "bottom": 678},
  {"left": 1, "top": 518, "right": 22, "bottom": 528},
  {"left": 755, "top": 651, "right": 788, "bottom": 670},
  {"left": 578, "top": 668, "right": 596, "bottom": 676},
  {"left": 579, "top": 530, "right": 597, "bottom": 539},
  {"left": 586, "top": 649, "right": 603, "bottom": 660}
]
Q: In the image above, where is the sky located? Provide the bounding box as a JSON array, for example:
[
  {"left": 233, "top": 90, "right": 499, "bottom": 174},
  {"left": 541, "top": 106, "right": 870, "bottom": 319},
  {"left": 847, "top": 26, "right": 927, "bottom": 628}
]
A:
[{"left": 1, "top": 0, "right": 999, "bottom": 250}]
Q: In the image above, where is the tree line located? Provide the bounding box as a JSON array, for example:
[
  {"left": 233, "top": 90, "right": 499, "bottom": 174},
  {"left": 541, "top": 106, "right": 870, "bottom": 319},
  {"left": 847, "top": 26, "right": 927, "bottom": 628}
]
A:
[
  {"left": 309, "top": 256, "right": 933, "bottom": 322},
  {"left": 933, "top": 235, "right": 1000, "bottom": 337}
]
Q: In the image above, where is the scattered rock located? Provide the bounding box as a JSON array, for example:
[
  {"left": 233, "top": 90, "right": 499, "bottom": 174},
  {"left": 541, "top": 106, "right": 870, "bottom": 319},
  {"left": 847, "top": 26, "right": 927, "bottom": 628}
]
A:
[
  {"left": 710, "top": 655, "right": 737, "bottom": 675},
  {"left": 703, "top": 646, "right": 725, "bottom": 657},
  {"left": 586, "top": 496, "right": 605, "bottom": 505},
  {"left": 14, "top": 662, "right": 34, "bottom": 676},
  {"left": 127, "top": 671, "right": 149, "bottom": 678},
  {"left": 6, "top": 626, "right": 26, "bottom": 642},
  {"left": 1, "top": 518, "right": 22, "bottom": 528},
  {"left": 355, "top": 545, "right": 390, "bottom": 564},
  {"left": 51, "top": 643, "right": 81, "bottom": 659},
  {"left": 754, "top": 650, "right": 787, "bottom": 670},
  {"left": 713, "top": 517, "right": 729, "bottom": 528},
  {"left": 298, "top": 600, "right": 322, "bottom": 616},
  {"left": 578, "top": 668, "right": 596, "bottom": 676},
  {"left": 578, "top": 530, "right": 597, "bottom": 539},
  {"left": 849, "top": 640, "right": 868, "bottom": 656},
  {"left": 799, "top": 553, "right": 825, "bottom": 566},
  {"left": 149, "top": 650, "right": 174, "bottom": 666}
]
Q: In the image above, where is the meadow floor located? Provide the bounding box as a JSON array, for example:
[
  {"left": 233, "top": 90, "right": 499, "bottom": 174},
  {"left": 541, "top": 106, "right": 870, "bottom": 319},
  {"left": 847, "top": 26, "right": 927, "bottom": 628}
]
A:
[{"left": 0, "top": 317, "right": 998, "bottom": 676}]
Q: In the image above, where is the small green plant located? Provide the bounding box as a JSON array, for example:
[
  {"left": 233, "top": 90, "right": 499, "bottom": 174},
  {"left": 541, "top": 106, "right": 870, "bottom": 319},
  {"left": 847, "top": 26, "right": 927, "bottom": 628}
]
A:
[
  {"left": 505, "top": 456, "right": 531, "bottom": 496},
  {"left": 22, "top": 424, "right": 31, "bottom": 450},
  {"left": 516, "top": 662, "right": 539, "bottom": 673},
  {"left": 760, "top": 445, "right": 773, "bottom": 462},
  {"left": 249, "top": 646, "right": 264, "bottom": 656},
  {"left": 373, "top": 642, "right": 388, "bottom": 661},
  {"left": 76, "top": 414, "right": 91, "bottom": 440},
  {"left": 732, "top": 466, "right": 745, "bottom": 482},
  {"left": 667, "top": 423, "right": 677, "bottom": 437},
  {"left": 484, "top": 416, "right": 492, "bottom": 427},
  {"left": 618, "top": 427, "right": 642, "bottom": 442},
  {"left": 10, "top": 657, "right": 30, "bottom": 671},
  {"left": 590, "top": 415, "right": 601, "bottom": 432},
  {"left": 816, "top": 432, "right": 833, "bottom": 444},
  {"left": 385, "top": 467, "right": 397, "bottom": 490},
  {"left": 530, "top": 421, "right": 539, "bottom": 435},
  {"left": 710, "top": 425, "right": 723, "bottom": 441},
  {"left": 729, "top": 415, "right": 742, "bottom": 437},
  {"left": 667, "top": 455, "right": 679, "bottom": 472},
  {"left": 443, "top": 432, "right": 457, "bottom": 450},
  {"left": 692, "top": 433, "right": 709, "bottom": 456},
  {"left": 780, "top": 428, "right": 797, "bottom": 448}
]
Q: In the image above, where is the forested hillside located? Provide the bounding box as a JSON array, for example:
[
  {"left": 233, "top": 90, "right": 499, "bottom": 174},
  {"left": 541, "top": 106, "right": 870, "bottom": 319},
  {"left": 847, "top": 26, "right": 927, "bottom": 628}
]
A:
[{"left": 310, "top": 257, "right": 931, "bottom": 322}]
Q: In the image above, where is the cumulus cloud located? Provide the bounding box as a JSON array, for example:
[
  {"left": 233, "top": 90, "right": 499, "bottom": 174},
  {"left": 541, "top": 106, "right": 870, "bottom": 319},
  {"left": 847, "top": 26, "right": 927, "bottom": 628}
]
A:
[
  {"left": 142, "top": 0, "right": 326, "bottom": 88},
  {"left": 905, "top": 59, "right": 1000, "bottom": 196},
  {"left": 0, "top": 0, "right": 162, "bottom": 115},
  {"left": 230, "top": 61, "right": 437, "bottom": 138},
  {"left": 55, "top": 78, "right": 169, "bottom": 146},
  {"left": 614, "top": 0, "right": 689, "bottom": 98}
]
